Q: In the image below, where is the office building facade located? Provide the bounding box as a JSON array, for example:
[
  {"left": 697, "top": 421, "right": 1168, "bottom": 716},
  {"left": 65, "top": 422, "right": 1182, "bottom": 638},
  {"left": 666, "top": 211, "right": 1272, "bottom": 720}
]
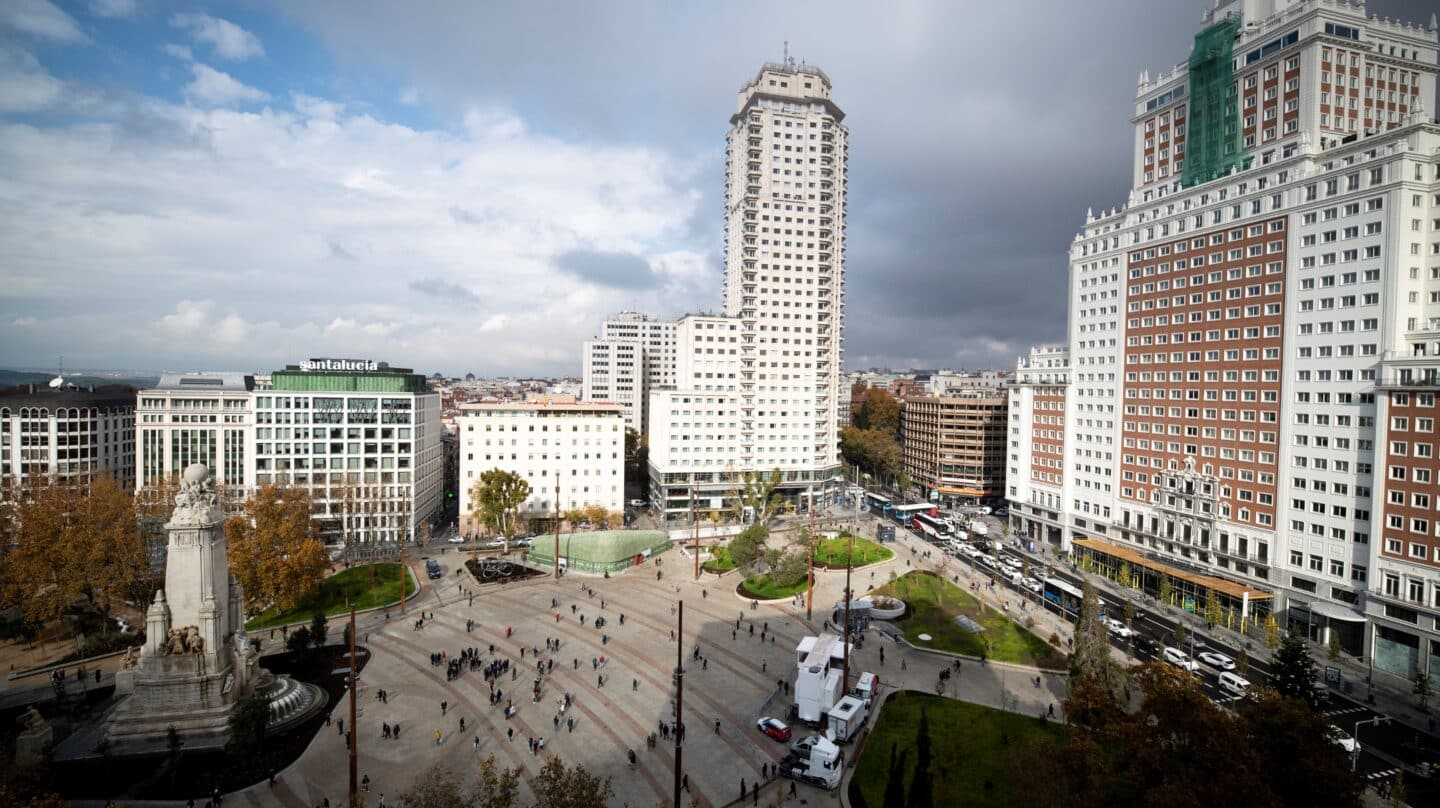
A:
[
  {"left": 136, "top": 373, "right": 254, "bottom": 491},
  {"left": 1, "top": 384, "right": 136, "bottom": 493},
  {"left": 902, "top": 391, "right": 1009, "bottom": 508}
]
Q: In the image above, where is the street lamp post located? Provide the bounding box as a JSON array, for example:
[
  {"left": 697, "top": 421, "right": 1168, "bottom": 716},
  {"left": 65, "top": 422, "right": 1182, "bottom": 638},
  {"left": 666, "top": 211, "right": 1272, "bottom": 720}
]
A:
[{"left": 1351, "top": 716, "right": 1388, "bottom": 772}]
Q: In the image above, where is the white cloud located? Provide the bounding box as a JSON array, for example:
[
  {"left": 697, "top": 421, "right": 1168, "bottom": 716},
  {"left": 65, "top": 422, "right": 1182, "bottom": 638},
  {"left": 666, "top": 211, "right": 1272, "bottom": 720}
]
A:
[
  {"left": 0, "top": 85, "right": 709, "bottom": 374},
  {"left": 171, "top": 13, "right": 264, "bottom": 61},
  {"left": 163, "top": 43, "right": 193, "bottom": 62},
  {"left": 183, "top": 63, "right": 269, "bottom": 106},
  {"left": 1, "top": 0, "right": 86, "bottom": 43},
  {"left": 89, "top": 0, "right": 137, "bottom": 19},
  {"left": 0, "top": 45, "right": 65, "bottom": 112},
  {"left": 12, "top": 317, "right": 37, "bottom": 327}
]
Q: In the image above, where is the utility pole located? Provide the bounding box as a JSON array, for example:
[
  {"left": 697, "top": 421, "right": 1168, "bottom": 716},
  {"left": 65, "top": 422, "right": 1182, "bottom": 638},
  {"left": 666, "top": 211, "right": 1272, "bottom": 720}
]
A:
[
  {"left": 806, "top": 488, "right": 816, "bottom": 621},
  {"left": 693, "top": 484, "right": 701, "bottom": 581},
  {"left": 554, "top": 471, "right": 561, "bottom": 579},
  {"left": 673, "top": 601, "right": 684, "bottom": 808},
  {"left": 843, "top": 529, "right": 853, "bottom": 693},
  {"left": 399, "top": 538, "right": 407, "bottom": 615},
  {"left": 347, "top": 601, "right": 358, "bottom": 806}
]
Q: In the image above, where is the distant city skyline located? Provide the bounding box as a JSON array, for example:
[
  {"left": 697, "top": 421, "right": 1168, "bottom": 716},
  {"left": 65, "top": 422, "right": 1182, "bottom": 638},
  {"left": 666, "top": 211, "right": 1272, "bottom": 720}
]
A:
[{"left": 1, "top": 1, "right": 1435, "bottom": 377}]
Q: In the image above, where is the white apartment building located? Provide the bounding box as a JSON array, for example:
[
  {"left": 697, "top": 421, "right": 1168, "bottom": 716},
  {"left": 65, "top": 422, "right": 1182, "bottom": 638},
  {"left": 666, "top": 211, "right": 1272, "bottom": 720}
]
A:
[
  {"left": 136, "top": 373, "right": 255, "bottom": 490},
  {"left": 457, "top": 399, "right": 625, "bottom": 535},
  {"left": 581, "top": 312, "right": 676, "bottom": 434},
  {"left": 1, "top": 383, "right": 135, "bottom": 493},
  {"left": 648, "top": 59, "right": 848, "bottom": 520},
  {"left": 250, "top": 360, "right": 444, "bottom": 546},
  {"left": 1008, "top": 0, "right": 1440, "bottom": 685}
]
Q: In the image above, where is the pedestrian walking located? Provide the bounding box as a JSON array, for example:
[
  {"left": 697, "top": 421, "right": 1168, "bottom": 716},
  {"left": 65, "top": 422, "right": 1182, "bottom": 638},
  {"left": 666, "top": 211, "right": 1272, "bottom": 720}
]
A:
[
  {"left": 714, "top": 717, "right": 721, "bottom": 734},
  {"left": 434, "top": 730, "right": 442, "bottom": 746},
  {"left": 741, "top": 779, "right": 746, "bottom": 800},
  {"left": 633, "top": 678, "right": 639, "bottom": 692}
]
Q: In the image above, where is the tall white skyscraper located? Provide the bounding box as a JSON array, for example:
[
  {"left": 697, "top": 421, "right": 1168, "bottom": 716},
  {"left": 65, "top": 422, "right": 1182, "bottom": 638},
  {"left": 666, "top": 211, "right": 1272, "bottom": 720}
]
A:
[{"left": 648, "top": 60, "right": 848, "bottom": 519}]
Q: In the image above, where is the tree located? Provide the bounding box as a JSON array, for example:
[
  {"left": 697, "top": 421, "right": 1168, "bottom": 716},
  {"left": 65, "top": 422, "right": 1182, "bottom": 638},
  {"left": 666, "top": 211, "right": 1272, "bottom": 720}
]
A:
[
  {"left": 623, "top": 428, "right": 648, "bottom": 488},
  {"left": 531, "top": 757, "right": 614, "bottom": 808},
  {"left": 771, "top": 550, "right": 810, "bottom": 588},
  {"left": 1270, "top": 634, "right": 1319, "bottom": 708},
  {"left": 285, "top": 626, "right": 312, "bottom": 654},
  {"left": 739, "top": 468, "right": 784, "bottom": 524},
  {"left": 397, "top": 763, "right": 469, "bottom": 808},
  {"left": 1235, "top": 648, "right": 1250, "bottom": 676},
  {"left": 1204, "top": 593, "right": 1223, "bottom": 629},
  {"left": 469, "top": 469, "right": 531, "bottom": 537},
  {"left": 1264, "top": 613, "right": 1281, "bottom": 649},
  {"left": 1158, "top": 573, "right": 1173, "bottom": 606},
  {"left": 1414, "top": 667, "right": 1433, "bottom": 713},
  {"left": 472, "top": 754, "right": 522, "bottom": 808},
  {"left": 225, "top": 485, "right": 328, "bottom": 615},
  {"left": 309, "top": 613, "right": 328, "bottom": 649},
  {"left": 728, "top": 524, "right": 769, "bottom": 571},
  {"left": 562, "top": 507, "right": 587, "bottom": 531},
  {"left": 581, "top": 503, "right": 609, "bottom": 529},
  {"left": 1328, "top": 631, "right": 1342, "bottom": 662},
  {"left": 1069, "top": 581, "right": 1124, "bottom": 724},
  {"left": 1118, "top": 561, "right": 1132, "bottom": 589},
  {"left": 839, "top": 426, "right": 902, "bottom": 485},
  {"left": 854, "top": 387, "right": 901, "bottom": 438},
  {"left": 226, "top": 691, "right": 271, "bottom": 757},
  {"left": 0, "top": 473, "right": 148, "bottom": 628}
]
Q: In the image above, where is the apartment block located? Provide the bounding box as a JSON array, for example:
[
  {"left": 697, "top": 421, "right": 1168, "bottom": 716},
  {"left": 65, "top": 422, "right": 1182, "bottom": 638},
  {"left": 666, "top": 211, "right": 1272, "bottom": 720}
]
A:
[
  {"left": 901, "top": 391, "right": 1008, "bottom": 508},
  {"left": 582, "top": 312, "right": 676, "bottom": 434},
  {"left": 1008, "top": 0, "right": 1440, "bottom": 684},
  {"left": 1, "top": 383, "right": 136, "bottom": 493}
]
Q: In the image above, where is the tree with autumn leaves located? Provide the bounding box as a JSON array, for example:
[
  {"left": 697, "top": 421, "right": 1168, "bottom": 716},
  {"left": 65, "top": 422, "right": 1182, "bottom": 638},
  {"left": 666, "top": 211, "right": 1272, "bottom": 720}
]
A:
[
  {"left": 0, "top": 474, "right": 149, "bottom": 631},
  {"left": 224, "top": 485, "right": 329, "bottom": 616}
]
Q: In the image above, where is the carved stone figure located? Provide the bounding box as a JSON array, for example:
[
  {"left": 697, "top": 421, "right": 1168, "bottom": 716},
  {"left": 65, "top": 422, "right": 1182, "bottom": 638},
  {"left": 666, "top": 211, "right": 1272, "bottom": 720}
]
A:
[
  {"left": 185, "top": 626, "right": 204, "bottom": 655},
  {"left": 171, "top": 463, "right": 221, "bottom": 525},
  {"left": 119, "top": 646, "right": 140, "bottom": 670},
  {"left": 160, "top": 627, "right": 186, "bottom": 656},
  {"left": 17, "top": 706, "right": 46, "bottom": 732}
]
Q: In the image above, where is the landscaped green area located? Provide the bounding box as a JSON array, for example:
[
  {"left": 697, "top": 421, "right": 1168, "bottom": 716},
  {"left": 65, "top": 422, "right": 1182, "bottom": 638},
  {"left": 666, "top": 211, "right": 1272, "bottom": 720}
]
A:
[
  {"left": 701, "top": 545, "right": 737, "bottom": 573},
  {"left": 850, "top": 693, "right": 1066, "bottom": 808},
  {"left": 739, "top": 572, "right": 809, "bottom": 600},
  {"left": 244, "top": 563, "right": 417, "bottom": 630},
  {"left": 812, "top": 535, "right": 892, "bottom": 567},
  {"left": 875, "top": 571, "right": 1066, "bottom": 669}
]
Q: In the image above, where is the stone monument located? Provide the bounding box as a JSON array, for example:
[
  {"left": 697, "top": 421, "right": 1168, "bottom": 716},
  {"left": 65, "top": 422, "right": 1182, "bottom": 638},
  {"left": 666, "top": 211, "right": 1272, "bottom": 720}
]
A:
[
  {"left": 14, "top": 706, "right": 53, "bottom": 767},
  {"left": 106, "top": 464, "right": 322, "bottom": 751}
]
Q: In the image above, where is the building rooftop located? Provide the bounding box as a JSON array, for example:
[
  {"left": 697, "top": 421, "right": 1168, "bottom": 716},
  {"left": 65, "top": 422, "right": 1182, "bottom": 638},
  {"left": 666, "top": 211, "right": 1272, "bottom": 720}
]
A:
[
  {"left": 458, "top": 399, "right": 623, "bottom": 413},
  {"left": 148, "top": 372, "right": 256, "bottom": 392},
  {"left": 0, "top": 383, "right": 138, "bottom": 409}
]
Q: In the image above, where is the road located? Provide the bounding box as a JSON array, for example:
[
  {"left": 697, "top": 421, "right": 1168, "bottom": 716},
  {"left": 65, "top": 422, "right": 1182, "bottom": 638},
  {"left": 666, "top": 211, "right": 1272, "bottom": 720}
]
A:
[{"left": 875, "top": 506, "right": 1440, "bottom": 800}]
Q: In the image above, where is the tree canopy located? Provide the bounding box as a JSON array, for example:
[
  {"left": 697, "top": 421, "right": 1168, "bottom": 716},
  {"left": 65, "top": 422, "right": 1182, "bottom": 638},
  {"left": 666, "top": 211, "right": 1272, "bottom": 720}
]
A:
[
  {"left": 469, "top": 468, "right": 531, "bottom": 536},
  {"left": 1270, "top": 634, "right": 1321, "bottom": 708},
  {"left": 225, "top": 484, "right": 328, "bottom": 615},
  {"left": 0, "top": 473, "right": 148, "bottom": 627}
]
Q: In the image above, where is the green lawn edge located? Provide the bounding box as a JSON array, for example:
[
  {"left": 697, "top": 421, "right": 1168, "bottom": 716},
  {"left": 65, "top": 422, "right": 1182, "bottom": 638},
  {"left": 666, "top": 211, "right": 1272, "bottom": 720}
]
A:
[
  {"left": 244, "top": 563, "right": 418, "bottom": 630},
  {"left": 874, "top": 571, "right": 1067, "bottom": 668},
  {"left": 850, "top": 693, "right": 1066, "bottom": 808},
  {"left": 739, "top": 573, "right": 809, "bottom": 600},
  {"left": 812, "top": 535, "right": 893, "bottom": 566}
]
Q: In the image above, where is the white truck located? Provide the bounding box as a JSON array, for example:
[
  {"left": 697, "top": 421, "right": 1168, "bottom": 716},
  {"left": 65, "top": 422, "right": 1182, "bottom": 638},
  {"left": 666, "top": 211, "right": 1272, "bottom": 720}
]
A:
[
  {"left": 778, "top": 734, "right": 844, "bottom": 789},
  {"left": 794, "top": 634, "right": 850, "bottom": 724},
  {"left": 826, "top": 694, "right": 868, "bottom": 743},
  {"left": 970, "top": 520, "right": 989, "bottom": 536}
]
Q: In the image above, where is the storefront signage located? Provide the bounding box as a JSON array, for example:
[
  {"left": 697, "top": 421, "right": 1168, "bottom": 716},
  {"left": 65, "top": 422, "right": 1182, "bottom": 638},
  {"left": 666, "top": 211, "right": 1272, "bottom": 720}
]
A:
[{"left": 300, "top": 358, "right": 378, "bottom": 372}]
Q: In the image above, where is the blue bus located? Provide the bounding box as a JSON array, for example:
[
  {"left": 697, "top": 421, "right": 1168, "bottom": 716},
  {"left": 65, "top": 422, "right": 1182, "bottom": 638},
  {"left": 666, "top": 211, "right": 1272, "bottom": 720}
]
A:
[{"left": 1042, "top": 577, "right": 1084, "bottom": 619}]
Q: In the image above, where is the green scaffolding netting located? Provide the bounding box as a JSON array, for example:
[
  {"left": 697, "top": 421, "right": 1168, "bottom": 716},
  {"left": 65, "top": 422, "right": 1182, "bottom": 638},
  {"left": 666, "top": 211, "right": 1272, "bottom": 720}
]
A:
[{"left": 1182, "top": 16, "right": 1247, "bottom": 188}]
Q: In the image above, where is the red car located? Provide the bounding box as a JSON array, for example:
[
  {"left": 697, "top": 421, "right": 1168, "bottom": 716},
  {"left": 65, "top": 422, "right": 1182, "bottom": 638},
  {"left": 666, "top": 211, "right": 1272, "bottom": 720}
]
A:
[{"left": 756, "top": 716, "right": 792, "bottom": 742}]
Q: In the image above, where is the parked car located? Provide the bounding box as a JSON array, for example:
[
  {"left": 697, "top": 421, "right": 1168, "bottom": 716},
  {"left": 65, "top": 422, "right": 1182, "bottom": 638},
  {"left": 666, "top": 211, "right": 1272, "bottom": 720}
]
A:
[
  {"left": 629, "top": 499, "right": 647, "bottom": 508},
  {"left": 485, "top": 538, "right": 507, "bottom": 549},
  {"left": 446, "top": 535, "right": 466, "bottom": 544},
  {"left": 756, "top": 716, "right": 792, "bottom": 742},
  {"left": 1218, "top": 671, "right": 1251, "bottom": 696},
  {"left": 1023, "top": 577, "right": 1043, "bottom": 594},
  {"left": 1162, "top": 646, "right": 1200, "bottom": 672},
  {"left": 975, "top": 506, "right": 992, "bottom": 516},
  {"left": 1196, "top": 651, "right": 1235, "bottom": 671},
  {"left": 425, "top": 560, "right": 443, "bottom": 580},
  {"left": 1133, "top": 635, "right": 1161, "bottom": 655}
]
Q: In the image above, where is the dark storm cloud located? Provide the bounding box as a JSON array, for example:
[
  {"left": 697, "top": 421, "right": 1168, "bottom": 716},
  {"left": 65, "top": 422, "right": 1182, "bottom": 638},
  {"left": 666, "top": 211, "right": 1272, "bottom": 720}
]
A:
[
  {"left": 409, "top": 277, "right": 481, "bottom": 305},
  {"left": 286, "top": 0, "right": 1440, "bottom": 370},
  {"left": 554, "top": 249, "right": 659, "bottom": 290}
]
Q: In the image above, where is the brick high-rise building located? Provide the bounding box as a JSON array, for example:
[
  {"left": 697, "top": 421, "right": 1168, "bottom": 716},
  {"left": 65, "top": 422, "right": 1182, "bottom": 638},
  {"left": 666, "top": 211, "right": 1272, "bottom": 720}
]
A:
[
  {"left": 647, "top": 59, "right": 848, "bottom": 519},
  {"left": 1008, "top": 0, "right": 1440, "bottom": 685}
]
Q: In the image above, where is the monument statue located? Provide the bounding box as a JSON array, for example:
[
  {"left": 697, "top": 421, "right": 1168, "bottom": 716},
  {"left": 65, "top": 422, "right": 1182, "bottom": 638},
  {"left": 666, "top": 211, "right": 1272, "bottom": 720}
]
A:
[
  {"left": 105, "top": 464, "right": 322, "bottom": 751},
  {"left": 17, "top": 706, "right": 46, "bottom": 732}
]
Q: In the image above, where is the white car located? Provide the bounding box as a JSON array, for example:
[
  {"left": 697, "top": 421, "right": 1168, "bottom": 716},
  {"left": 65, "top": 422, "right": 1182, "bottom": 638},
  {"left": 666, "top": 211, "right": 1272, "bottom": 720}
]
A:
[
  {"left": 485, "top": 538, "right": 507, "bottom": 549},
  {"left": 1196, "top": 651, "right": 1235, "bottom": 672},
  {"left": 629, "top": 499, "right": 647, "bottom": 508},
  {"left": 446, "top": 535, "right": 466, "bottom": 544},
  {"left": 1104, "top": 618, "right": 1133, "bottom": 638},
  {"left": 1327, "top": 725, "right": 1358, "bottom": 754},
  {"left": 1023, "top": 577, "right": 1043, "bottom": 594},
  {"left": 976, "top": 506, "right": 993, "bottom": 516},
  {"left": 1162, "top": 646, "right": 1200, "bottom": 672}
]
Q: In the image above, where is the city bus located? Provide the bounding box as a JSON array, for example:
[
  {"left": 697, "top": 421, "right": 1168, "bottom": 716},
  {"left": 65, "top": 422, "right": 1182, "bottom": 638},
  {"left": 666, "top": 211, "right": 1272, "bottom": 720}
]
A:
[
  {"left": 1042, "top": 576, "right": 1084, "bottom": 619},
  {"left": 891, "top": 503, "right": 936, "bottom": 525},
  {"left": 863, "top": 492, "right": 892, "bottom": 515},
  {"left": 913, "top": 512, "right": 951, "bottom": 539}
]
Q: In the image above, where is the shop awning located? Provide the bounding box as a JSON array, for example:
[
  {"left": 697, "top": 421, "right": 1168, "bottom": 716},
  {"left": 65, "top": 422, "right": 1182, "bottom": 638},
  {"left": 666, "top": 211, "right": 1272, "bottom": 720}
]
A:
[
  {"left": 1073, "top": 537, "right": 1272, "bottom": 601},
  {"left": 1300, "top": 599, "right": 1367, "bottom": 622}
]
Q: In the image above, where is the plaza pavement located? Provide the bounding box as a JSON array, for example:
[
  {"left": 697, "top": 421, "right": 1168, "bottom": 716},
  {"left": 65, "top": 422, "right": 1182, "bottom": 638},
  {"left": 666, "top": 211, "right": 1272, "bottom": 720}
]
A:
[{"left": 215, "top": 522, "right": 1074, "bottom": 808}]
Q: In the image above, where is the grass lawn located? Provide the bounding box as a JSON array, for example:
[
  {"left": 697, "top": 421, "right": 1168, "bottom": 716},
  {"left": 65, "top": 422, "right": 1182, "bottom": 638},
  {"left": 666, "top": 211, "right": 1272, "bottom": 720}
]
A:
[
  {"left": 874, "top": 571, "right": 1067, "bottom": 669},
  {"left": 739, "top": 572, "right": 808, "bottom": 600},
  {"left": 701, "top": 545, "right": 737, "bottom": 573},
  {"left": 245, "top": 563, "right": 417, "bottom": 630},
  {"left": 812, "top": 535, "right": 893, "bottom": 567},
  {"left": 850, "top": 693, "right": 1066, "bottom": 808}
]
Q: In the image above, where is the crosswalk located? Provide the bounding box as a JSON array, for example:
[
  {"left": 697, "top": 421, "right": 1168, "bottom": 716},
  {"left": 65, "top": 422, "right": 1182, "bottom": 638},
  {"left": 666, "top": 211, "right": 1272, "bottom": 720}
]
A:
[
  {"left": 1324, "top": 705, "right": 1369, "bottom": 718},
  {"left": 1366, "top": 767, "right": 1399, "bottom": 782}
]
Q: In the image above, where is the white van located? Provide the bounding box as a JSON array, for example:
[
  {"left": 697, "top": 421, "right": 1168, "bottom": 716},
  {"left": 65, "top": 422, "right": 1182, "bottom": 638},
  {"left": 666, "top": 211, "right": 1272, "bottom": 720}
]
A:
[
  {"left": 971, "top": 521, "right": 989, "bottom": 536},
  {"left": 1218, "top": 671, "right": 1251, "bottom": 696}
]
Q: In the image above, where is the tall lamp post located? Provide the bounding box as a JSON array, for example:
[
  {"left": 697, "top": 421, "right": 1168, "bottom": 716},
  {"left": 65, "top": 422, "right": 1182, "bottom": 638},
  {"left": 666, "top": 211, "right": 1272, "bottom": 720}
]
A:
[
  {"left": 673, "top": 601, "right": 685, "bottom": 808},
  {"left": 1351, "top": 716, "right": 1388, "bottom": 771},
  {"left": 805, "top": 489, "right": 816, "bottom": 621},
  {"left": 554, "top": 471, "right": 562, "bottom": 580}
]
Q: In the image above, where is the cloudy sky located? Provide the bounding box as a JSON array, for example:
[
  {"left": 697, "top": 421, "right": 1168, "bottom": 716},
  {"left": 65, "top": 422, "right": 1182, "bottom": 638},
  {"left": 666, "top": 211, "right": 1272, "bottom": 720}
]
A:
[{"left": 1, "top": 1, "right": 1435, "bottom": 377}]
